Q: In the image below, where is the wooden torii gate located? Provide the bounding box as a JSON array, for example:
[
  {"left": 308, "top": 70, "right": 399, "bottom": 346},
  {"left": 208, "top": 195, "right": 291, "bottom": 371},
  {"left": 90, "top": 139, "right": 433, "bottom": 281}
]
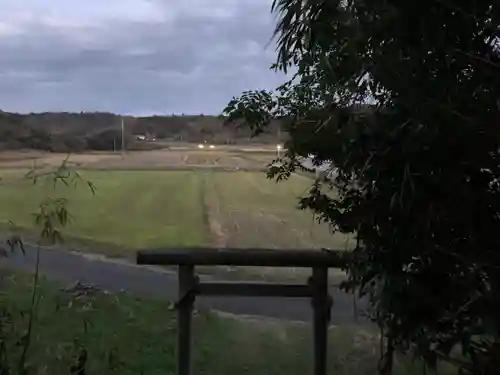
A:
[{"left": 137, "top": 247, "right": 348, "bottom": 375}]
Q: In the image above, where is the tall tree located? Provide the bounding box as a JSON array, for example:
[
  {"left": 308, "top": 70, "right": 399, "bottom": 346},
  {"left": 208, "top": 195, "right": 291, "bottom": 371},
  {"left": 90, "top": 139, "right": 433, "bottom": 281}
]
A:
[{"left": 223, "top": 0, "right": 500, "bottom": 373}]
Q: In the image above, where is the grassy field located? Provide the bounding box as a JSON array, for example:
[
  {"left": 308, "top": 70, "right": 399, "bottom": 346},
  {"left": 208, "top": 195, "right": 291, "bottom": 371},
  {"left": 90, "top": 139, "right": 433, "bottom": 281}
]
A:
[
  {"left": 204, "top": 172, "right": 348, "bottom": 250},
  {"left": 0, "top": 170, "right": 206, "bottom": 251},
  {"left": 0, "top": 169, "right": 351, "bottom": 252},
  {"left": 0, "top": 149, "right": 276, "bottom": 171},
  {"left": 0, "top": 149, "right": 352, "bottom": 280},
  {"left": 0, "top": 268, "right": 446, "bottom": 375}
]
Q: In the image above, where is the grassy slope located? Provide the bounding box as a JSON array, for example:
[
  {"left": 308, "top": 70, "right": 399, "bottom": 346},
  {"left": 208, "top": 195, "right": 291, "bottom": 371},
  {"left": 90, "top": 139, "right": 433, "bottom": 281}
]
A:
[{"left": 1, "top": 269, "right": 384, "bottom": 375}]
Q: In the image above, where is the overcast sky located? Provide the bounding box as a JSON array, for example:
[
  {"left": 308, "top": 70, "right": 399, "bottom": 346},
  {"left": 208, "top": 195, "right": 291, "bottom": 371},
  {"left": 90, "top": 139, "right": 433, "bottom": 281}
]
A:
[{"left": 0, "top": 0, "right": 286, "bottom": 115}]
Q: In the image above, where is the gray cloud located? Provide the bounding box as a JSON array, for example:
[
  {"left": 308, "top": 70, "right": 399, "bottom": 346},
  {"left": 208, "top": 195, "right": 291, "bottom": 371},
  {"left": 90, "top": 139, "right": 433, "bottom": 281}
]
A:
[{"left": 0, "top": 0, "right": 286, "bottom": 115}]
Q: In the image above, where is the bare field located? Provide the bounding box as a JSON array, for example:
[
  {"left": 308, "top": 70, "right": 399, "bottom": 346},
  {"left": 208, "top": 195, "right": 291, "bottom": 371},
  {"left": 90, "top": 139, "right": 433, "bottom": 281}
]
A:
[
  {"left": 0, "top": 148, "right": 275, "bottom": 170},
  {"left": 233, "top": 150, "right": 279, "bottom": 165},
  {"left": 87, "top": 150, "right": 268, "bottom": 170},
  {"left": 0, "top": 150, "right": 47, "bottom": 162},
  {"left": 0, "top": 151, "right": 120, "bottom": 168}
]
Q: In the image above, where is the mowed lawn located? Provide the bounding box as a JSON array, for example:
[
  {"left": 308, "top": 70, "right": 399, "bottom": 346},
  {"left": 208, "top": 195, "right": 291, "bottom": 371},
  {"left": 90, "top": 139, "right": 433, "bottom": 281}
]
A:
[{"left": 0, "top": 168, "right": 352, "bottom": 254}]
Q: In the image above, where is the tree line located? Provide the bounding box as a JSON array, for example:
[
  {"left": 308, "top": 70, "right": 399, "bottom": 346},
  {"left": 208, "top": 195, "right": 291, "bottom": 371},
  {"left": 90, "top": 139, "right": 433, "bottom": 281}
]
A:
[{"left": 0, "top": 110, "right": 283, "bottom": 152}]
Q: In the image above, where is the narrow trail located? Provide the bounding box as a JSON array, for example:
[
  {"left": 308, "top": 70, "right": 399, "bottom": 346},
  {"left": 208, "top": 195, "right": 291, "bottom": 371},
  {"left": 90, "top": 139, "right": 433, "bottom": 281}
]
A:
[{"left": 200, "top": 174, "right": 228, "bottom": 248}]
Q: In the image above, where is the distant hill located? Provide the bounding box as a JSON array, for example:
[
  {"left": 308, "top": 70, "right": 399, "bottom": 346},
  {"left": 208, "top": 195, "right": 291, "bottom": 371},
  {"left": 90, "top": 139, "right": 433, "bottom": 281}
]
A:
[{"left": 0, "top": 111, "right": 284, "bottom": 152}]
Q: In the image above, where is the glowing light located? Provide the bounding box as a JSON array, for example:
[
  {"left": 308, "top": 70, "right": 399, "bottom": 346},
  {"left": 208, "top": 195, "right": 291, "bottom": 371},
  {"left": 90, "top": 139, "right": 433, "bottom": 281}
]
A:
[{"left": 198, "top": 144, "right": 204, "bottom": 149}]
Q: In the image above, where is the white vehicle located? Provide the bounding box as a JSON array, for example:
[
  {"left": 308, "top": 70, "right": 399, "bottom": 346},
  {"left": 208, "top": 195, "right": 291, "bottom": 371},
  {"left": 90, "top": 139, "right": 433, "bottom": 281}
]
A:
[{"left": 198, "top": 141, "right": 215, "bottom": 149}]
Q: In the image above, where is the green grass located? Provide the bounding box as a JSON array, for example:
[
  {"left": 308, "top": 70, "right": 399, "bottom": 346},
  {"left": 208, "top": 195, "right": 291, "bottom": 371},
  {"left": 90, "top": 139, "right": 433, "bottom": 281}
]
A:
[
  {"left": 0, "top": 268, "right": 457, "bottom": 375},
  {"left": 204, "top": 171, "right": 352, "bottom": 250},
  {"left": 0, "top": 268, "right": 379, "bottom": 375},
  {"left": 0, "top": 168, "right": 354, "bottom": 281},
  {"left": 0, "top": 169, "right": 207, "bottom": 252},
  {"left": 0, "top": 169, "right": 351, "bottom": 253},
  {"left": 199, "top": 171, "right": 353, "bottom": 281}
]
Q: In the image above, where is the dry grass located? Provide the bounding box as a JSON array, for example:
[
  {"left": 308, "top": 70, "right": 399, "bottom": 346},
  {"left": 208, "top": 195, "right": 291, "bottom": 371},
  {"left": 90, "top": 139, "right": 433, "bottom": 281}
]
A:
[
  {"left": 0, "top": 145, "right": 275, "bottom": 170},
  {"left": 0, "top": 149, "right": 270, "bottom": 170},
  {"left": 184, "top": 151, "right": 254, "bottom": 168},
  {"left": 234, "top": 150, "right": 279, "bottom": 165},
  {"left": 0, "top": 150, "right": 47, "bottom": 162},
  {"left": 0, "top": 151, "right": 119, "bottom": 168},
  {"left": 87, "top": 150, "right": 186, "bottom": 169}
]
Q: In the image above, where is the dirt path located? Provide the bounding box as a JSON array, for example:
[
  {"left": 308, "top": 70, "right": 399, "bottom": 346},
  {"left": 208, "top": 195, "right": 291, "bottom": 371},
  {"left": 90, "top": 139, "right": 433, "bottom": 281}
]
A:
[
  {"left": 0, "top": 244, "right": 369, "bottom": 325},
  {"left": 200, "top": 175, "right": 228, "bottom": 248}
]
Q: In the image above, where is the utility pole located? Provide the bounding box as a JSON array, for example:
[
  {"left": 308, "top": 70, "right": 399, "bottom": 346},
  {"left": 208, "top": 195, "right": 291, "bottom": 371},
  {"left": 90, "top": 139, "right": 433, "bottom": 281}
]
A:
[
  {"left": 121, "top": 117, "right": 125, "bottom": 159},
  {"left": 277, "top": 122, "right": 282, "bottom": 158}
]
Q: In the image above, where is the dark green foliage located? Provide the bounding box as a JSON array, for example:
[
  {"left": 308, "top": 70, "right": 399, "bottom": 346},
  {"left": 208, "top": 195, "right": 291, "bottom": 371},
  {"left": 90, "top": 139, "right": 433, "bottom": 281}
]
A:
[
  {"left": 85, "top": 129, "right": 128, "bottom": 151},
  {"left": 0, "top": 110, "right": 283, "bottom": 151},
  {"left": 223, "top": 0, "right": 500, "bottom": 373}
]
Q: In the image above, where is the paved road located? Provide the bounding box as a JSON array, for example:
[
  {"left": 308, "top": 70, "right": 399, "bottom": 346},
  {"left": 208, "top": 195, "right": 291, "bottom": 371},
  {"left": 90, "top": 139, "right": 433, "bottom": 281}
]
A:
[{"left": 0, "top": 245, "right": 369, "bottom": 325}]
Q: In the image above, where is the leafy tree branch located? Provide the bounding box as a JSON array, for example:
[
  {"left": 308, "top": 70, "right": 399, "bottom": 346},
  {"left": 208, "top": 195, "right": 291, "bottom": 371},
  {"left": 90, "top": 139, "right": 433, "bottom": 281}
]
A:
[{"left": 223, "top": 0, "right": 500, "bottom": 373}]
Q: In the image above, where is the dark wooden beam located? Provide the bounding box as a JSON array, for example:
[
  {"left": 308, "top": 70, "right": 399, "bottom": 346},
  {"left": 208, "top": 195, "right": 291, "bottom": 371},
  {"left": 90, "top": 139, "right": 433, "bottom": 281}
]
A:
[
  {"left": 136, "top": 247, "right": 348, "bottom": 268},
  {"left": 311, "top": 267, "right": 331, "bottom": 375},
  {"left": 177, "top": 265, "right": 196, "bottom": 375}
]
